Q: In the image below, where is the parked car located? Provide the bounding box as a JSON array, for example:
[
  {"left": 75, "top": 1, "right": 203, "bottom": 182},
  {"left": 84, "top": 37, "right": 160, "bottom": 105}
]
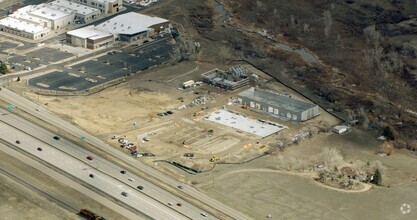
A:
[
  {"left": 177, "top": 185, "right": 183, "bottom": 189},
  {"left": 137, "top": 185, "right": 144, "bottom": 190},
  {"left": 176, "top": 203, "right": 182, "bottom": 207},
  {"left": 15, "top": 140, "right": 20, "bottom": 144},
  {"left": 86, "top": 155, "right": 93, "bottom": 160},
  {"left": 89, "top": 174, "right": 94, "bottom": 178},
  {"left": 121, "top": 192, "right": 128, "bottom": 197},
  {"left": 53, "top": 136, "right": 60, "bottom": 140}
]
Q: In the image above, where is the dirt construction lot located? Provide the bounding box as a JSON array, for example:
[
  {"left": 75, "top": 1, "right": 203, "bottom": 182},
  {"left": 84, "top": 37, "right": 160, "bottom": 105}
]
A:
[{"left": 6, "top": 60, "right": 417, "bottom": 220}]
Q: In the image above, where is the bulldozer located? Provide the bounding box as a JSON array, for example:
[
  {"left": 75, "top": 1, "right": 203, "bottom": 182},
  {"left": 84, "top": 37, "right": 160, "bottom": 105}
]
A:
[{"left": 210, "top": 156, "right": 220, "bottom": 162}]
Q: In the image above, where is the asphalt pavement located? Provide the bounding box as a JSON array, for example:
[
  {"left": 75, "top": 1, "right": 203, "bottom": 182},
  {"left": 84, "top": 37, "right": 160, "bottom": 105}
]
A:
[
  {"left": 0, "top": 87, "right": 252, "bottom": 220},
  {"left": 0, "top": 142, "right": 139, "bottom": 220},
  {"left": 27, "top": 37, "right": 174, "bottom": 91},
  {"left": 0, "top": 115, "right": 190, "bottom": 220},
  {"left": 0, "top": 108, "right": 216, "bottom": 220}
]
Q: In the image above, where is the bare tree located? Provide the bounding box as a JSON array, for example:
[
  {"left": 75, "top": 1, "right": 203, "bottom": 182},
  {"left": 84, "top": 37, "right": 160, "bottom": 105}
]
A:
[
  {"left": 371, "top": 160, "right": 386, "bottom": 174},
  {"left": 383, "top": 52, "right": 404, "bottom": 76},
  {"left": 363, "top": 24, "right": 382, "bottom": 47},
  {"left": 322, "top": 10, "right": 332, "bottom": 38},
  {"left": 381, "top": 141, "right": 394, "bottom": 156},
  {"left": 290, "top": 15, "right": 295, "bottom": 28},
  {"left": 303, "top": 23, "right": 310, "bottom": 33},
  {"left": 363, "top": 45, "right": 384, "bottom": 76},
  {"left": 273, "top": 8, "right": 279, "bottom": 19},
  {"left": 358, "top": 107, "right": 370, "bottom": 129},
  {"left": 314, "top": 147, "right": 344, "bottom": 169}
]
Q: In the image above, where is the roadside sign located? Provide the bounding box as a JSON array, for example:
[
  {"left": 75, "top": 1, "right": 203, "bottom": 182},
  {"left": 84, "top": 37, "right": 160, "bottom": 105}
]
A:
[
  {"left": 7, "top": 104, "right": 14, "bottom": 111},
  {"left": 80, "top": 136, "right": 86, "bottom": 141}
]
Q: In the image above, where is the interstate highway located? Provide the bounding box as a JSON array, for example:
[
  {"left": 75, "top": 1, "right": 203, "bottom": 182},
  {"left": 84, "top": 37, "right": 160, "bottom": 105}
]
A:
[
  {"left": 0, "top": 108, "right": 216, "bottom": 220},
  {"left": 0, "top": 87, "right": 252, "bottom": 220}
]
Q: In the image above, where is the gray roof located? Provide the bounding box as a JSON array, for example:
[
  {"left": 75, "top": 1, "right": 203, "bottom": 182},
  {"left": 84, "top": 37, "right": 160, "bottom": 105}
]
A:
[{"left": 238, "top": 87, "right": 317, "bottom": 113}]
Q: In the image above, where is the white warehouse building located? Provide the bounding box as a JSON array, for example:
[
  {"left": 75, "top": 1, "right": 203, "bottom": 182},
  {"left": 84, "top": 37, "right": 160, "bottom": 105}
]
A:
[
  {"left": 0, "top": 17, "right": 50, "bottom": 39},
  {"left": 48, "top": 0, "right": 101, "bottom": 21},
  {"left": 0, "top": 0, "right": 104, "bottom": 40},
  {"left": 95, "top": 12, "right": 170, "bottom": 42}
]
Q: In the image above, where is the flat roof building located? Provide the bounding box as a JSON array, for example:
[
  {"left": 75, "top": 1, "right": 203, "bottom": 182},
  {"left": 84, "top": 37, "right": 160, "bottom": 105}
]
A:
[
  {"left": 237, "top": 87, "right": 320, "bottom": 122},
  {"left": 48, "top": 0, "right": 101, "bottom": 21},
  {"left": 95, "top": 12, "right": 170, "bottom": 42},
  {"left": 0, "top": 0, "right": 104, "bottom": 40},
  {"left": 0, "top": 17, "right": 50, "bottom": 39},
  {"left": 66, "top": 25, "right": 113, "bottom": 49},
  {"left": 71, "top": 0, "right": 123, "bottom": 14}
]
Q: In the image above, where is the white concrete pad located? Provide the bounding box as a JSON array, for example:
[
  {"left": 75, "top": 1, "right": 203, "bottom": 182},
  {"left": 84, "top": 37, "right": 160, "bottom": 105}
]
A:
[{"left": 203, "top": 109, "right": 287, "bottom": 137}]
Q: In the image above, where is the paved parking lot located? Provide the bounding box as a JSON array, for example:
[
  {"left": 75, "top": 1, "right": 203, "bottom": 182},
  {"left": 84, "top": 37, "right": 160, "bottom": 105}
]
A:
[
  {"left": 4, "top": 46, "right": 73, "bottom": 72},
  {"left": 0, "top": 41, "right": 19, "bottom": 50},
  {"left": 28, "top": 37, "right": 176, "bottom": 91},
  {"left": 25, "top": 47, "right": 73, "bottom": 63}
]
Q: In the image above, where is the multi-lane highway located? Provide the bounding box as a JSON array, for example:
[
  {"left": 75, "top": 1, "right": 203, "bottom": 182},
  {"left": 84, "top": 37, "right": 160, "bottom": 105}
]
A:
[
  {"left": 0, "top": 107, "right": 216, "bottom": 220},
  {"left": 0, "top": 87, "right": 252, "bottom": 220}
]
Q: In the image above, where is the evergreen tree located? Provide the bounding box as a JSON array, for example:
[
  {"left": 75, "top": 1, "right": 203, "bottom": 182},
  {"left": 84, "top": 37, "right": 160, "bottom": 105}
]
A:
[
  {"left": 0, "top": 61, "right": 7, "bottom": 74},
  {"left": 372, "top": 169, "right": 382, "bottom": 185}
]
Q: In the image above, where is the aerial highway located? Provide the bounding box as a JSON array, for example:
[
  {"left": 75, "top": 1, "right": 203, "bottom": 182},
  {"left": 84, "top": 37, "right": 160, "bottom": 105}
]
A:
[
  {"left": 0, "top": 87, "right": 252, "bottom": 220},
  {"left": 0, "top": 108, "right": 216, "bottom": 219},
  {"left": 0, "top": 141, "right": 139, "bottom": 219}
]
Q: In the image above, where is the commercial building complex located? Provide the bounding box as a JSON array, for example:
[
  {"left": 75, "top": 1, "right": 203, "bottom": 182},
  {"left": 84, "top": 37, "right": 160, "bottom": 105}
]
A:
[
  {"left": 0, "top": 0, "right": 106, "bottom": 40},
  {"left": 237, "top": 87, "right": 320, "bottom": 122},
  {"left": 201, "top": 66, "right": 251, "bottom": 91},
  {"left": 66, "top": 12, "right": 170, "bottom": 49}
]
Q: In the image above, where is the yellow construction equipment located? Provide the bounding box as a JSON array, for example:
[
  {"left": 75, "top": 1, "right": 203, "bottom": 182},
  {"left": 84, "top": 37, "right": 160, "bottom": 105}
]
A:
[{"left": 210, "top": 156, "right": 220, "bottom": 162}]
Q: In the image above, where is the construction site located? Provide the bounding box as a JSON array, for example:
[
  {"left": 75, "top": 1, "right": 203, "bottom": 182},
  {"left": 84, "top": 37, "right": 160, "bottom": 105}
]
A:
[{"left": 10, "top": 60, "right": 338, "bottom": 177}]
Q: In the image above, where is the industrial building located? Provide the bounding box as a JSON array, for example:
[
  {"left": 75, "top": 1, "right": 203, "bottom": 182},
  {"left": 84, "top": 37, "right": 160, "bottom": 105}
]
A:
[
  {"left": 201, "top": 66, "right": 250, "bottom": 91},
  {"left": 48, "top": 0, "right": 101, "bottom": 21},
  {"left": 0, "top": 17, "right": 50, "bottom": 39},
  {"left": 237, "top": 87, "right": 320, "bottom": 122},
  {"left": 95, "top": 12, "right": 170, "bottom": 42},
  {"left": 71, "top": 0, "right": 123, "bottom": 14},
  {"left": 0, "top": 0, "right": 103, "bottom": 40},
  {"left": 66, "top": 25, "right": 113, "bottom": 49}
]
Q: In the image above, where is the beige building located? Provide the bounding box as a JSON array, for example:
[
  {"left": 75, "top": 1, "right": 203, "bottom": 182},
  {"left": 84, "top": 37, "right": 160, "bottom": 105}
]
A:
[
  {"left": 0, "top": 17, "right": 50, "bottom": 39},
  {"left": 48, "top": 0, "right": 101, "bottom": 21},
  {"left": 71, "top": 0, "right": 122, "bottom": 14},
  {"left": 66, "top": 25, "right": 114, "bottom": 49}
]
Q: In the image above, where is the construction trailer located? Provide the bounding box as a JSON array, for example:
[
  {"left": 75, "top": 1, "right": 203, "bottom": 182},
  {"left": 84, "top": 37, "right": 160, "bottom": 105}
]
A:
[{"left": 237, "top": 87, "right": 320, "bottom": 122}]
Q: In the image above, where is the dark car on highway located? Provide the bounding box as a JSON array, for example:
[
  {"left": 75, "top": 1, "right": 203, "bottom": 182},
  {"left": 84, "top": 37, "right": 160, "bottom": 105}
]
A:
[{"left": 53, "top": 136, "right": 60, "bottom": 140}]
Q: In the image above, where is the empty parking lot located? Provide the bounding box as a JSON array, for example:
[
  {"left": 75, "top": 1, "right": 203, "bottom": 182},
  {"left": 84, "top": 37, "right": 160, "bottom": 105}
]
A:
[{"left": 28, "top": 37, "right": 175, "bottom": 92}]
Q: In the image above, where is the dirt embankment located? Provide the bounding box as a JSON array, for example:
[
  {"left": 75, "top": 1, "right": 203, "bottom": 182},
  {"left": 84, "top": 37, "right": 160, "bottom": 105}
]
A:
[{"left": 159, "top": 0, "right": 417, "bottom": 146}]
